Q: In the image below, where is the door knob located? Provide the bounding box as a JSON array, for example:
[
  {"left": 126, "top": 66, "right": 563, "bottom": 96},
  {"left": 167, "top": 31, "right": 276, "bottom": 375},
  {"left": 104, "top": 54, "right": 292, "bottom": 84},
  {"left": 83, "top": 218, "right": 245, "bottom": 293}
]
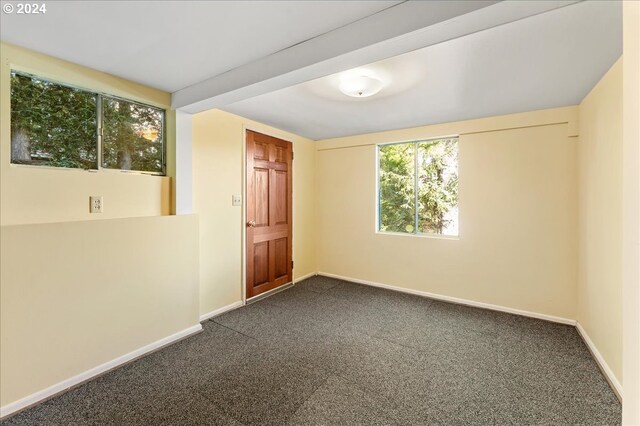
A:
[{"left": 247, "top": 220, "right": 256, "bottom": 227}]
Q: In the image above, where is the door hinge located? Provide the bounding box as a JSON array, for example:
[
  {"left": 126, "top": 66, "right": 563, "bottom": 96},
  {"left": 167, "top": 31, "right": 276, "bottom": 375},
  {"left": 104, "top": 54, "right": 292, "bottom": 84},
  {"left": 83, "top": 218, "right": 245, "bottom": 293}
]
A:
[
  {"left": 292, "top": 151, "right": 294, "bottom": 161},
  {"left": 291, "top": 260, "right": 294, "bottom": 269}
]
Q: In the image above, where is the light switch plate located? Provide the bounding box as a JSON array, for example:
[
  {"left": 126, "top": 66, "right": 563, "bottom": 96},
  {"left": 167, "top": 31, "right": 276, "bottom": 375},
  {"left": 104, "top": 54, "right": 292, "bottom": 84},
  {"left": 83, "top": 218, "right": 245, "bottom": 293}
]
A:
[
  {"left": 232, "top": 195, "right": 242, "bottom": 206},
  {"left": 90, "top": 196, "right": 103, "bottom": 213}
]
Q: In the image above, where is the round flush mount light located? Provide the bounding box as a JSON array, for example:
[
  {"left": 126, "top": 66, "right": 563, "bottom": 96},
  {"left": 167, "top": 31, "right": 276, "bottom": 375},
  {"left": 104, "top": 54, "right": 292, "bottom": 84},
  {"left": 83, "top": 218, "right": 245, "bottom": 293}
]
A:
[{"left": 338, "top": 70, "right": 384, "bottom": 98}]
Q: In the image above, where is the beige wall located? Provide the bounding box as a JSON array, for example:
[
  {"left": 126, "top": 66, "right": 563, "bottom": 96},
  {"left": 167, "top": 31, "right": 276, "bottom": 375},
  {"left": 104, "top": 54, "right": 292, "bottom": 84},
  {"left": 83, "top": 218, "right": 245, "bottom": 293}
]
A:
[
  {"left": 622, "top": 1, "right": 640, "bottom": 422},
  {"left": 0, "top": 44, "right": 199, "bottom": 414},
  {"left": 0, "top": 215, "right": 200, "bottom": 407},
  {"left": 316, "top": 107, "right": 579, "bottom": 320},
  {"left": 1, "top": 39, "right": 632, "bottom": 418},
  {"left": 577, "top": 58, "right": 623, "bottom": 384},
  {"left": 192, "top": 109, "right": 316, "bottom": 316},
  {"left": 0, "top": 43, "right": 176, "bottom": 225}
]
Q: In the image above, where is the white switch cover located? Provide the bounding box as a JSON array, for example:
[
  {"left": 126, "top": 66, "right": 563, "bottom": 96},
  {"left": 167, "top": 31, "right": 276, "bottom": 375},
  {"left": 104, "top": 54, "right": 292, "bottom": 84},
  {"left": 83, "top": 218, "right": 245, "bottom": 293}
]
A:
[
  {"left": 90, "top": 196, "right": 103, "bottom": 213},
  {"left": 232, "top": 195, "right": 242, "bottom": 206}
]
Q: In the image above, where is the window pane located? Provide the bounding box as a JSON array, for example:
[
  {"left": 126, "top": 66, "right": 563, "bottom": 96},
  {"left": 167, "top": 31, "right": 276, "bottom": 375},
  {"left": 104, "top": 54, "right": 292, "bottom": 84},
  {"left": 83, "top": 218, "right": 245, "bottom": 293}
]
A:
[
  {"left": 10, "top": 72, "right": 98, "bottom": 169},
  {"left": 101, "top": 97, "right": 164, "bottom": 174},
  {"left": 417, "top": 138, "right": 458, "bottom": 235},
  {"left": 379, "top": 143, "right": 416, "bottom": 233}
]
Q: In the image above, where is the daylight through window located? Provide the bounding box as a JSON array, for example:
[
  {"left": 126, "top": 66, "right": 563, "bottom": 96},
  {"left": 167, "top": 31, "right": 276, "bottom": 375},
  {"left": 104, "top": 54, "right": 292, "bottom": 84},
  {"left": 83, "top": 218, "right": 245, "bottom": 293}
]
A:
[
  {"left": 10, "top": 71, "right": 165, "bottom": 174},
  {"left": 378, "top": 137, "right": 459, "bottom": 236}
]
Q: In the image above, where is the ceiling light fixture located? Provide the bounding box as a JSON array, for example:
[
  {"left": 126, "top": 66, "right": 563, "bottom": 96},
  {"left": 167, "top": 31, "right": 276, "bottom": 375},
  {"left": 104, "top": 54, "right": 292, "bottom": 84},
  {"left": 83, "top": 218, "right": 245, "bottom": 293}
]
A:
[{"left": 338, "top": 70, "right": 384, "bottom": 98}]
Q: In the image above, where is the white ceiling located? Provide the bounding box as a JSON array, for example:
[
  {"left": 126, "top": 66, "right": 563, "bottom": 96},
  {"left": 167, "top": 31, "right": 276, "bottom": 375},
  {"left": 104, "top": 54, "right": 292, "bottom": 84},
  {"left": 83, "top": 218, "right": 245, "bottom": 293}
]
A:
[
  {"left": 222, "top": 0, "right": 622, "bottom": 140},
  {"left": 0, "top": 1, "right": 622, "bottom": 141},
  {"left": 0, "top": 0, "right": 398, "bottom": 92},
  {"left": 170, "top": 0, "right": 504, "bottom": 111}
]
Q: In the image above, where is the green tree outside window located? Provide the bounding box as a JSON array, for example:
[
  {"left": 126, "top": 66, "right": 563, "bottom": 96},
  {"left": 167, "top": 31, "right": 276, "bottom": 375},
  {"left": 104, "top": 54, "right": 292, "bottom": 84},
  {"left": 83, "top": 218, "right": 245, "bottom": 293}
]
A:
[
  {"left": 10, "top": 72, "right": 98, "bottom": 169},
  {"left": 379, "top": 138, "right": 458, "bottom": 236},
  {"left": 10, "top": 71, "right": 165, "bottom": 174},
  {"left": 102, "top": 97, "right": 164, "bottom": 173}
]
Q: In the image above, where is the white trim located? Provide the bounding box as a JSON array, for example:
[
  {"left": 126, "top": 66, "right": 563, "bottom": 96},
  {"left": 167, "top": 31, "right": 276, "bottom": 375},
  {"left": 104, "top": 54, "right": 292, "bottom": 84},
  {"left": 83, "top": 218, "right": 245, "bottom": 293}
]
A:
[
  {"left": 0, "top": 324, "right": 202, "bottom": 420},
  {"left": 175, "top": 110, "right": 193, "bottom": 214},
  {"left": 199, "top": 301, "right": 244, "bottom": 322},
  {"left": 294, "top": 271, "right": 318, "bottom": 284},
  {"left": 317, "top": 272, "right": 576, "bottom": 326},
  {"left": 375, "top": 143, "right": 381, "bottom": 234},
  {"left": 242, "top": 126, "right": 248, "bottom": 305},
  {"left": 576, "top": 322, "right": 623, "bottom": 402}
]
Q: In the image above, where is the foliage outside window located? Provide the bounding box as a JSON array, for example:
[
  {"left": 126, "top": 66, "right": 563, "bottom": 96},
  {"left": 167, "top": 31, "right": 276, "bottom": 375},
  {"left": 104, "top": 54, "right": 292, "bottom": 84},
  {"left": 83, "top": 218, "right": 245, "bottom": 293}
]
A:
[
  {"left": 10, "top": 71, "right": 165, "bottom": 174},
  {"left": 101, "top": 97, "right": 164, "bottom": 173},
  {"left": 378, "top": 137, "right": 459, "bottom": 236}
]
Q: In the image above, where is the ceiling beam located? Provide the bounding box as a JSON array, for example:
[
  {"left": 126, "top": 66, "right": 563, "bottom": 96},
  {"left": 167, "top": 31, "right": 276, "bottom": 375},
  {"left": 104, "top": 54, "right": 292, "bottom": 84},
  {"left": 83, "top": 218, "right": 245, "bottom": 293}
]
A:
[{"left": 173, "top": 0, "right": 580, "bottom": 113}]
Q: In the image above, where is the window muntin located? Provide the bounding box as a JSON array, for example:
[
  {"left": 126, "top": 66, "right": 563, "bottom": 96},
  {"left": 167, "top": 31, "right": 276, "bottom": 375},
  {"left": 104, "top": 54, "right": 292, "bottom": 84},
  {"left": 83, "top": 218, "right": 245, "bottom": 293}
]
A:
[
  {"left": 10, "top": 72, "right": 98, "bottom": 169},
  {"left": 378, "top": 137, "right": 459, "bottom": 236},
  {"left": 10, "top": 71, "right": 166, "bottom": 175}
]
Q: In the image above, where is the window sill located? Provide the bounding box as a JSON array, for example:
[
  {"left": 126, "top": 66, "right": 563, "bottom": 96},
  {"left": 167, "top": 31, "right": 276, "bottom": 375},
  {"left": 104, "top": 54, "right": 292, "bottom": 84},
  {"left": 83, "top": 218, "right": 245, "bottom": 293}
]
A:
[
  {"left": 375, "top": 230, "right": 459, "bottom": 241},
  {"left": 9, "top": 163, "right": 165, "bottom": 176}
]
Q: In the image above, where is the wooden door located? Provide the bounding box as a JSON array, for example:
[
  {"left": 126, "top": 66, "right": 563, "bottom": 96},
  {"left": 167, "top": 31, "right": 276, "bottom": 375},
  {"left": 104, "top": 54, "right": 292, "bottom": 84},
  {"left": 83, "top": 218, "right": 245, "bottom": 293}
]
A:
[{"left": 246, "top": 130, "right": 293, "bottom": 299}]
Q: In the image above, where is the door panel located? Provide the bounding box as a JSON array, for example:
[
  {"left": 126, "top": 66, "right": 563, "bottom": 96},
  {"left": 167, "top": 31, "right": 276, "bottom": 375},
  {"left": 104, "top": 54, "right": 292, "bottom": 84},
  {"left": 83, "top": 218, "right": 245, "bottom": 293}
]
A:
[
  {"left": 254, "top": 242, "right": 269, "bottom": 286},
  {"left": 254, "top": 168, "right": 270, "bottom": 227},
  {"left": 274, "top": 237, "right": 288, "bottom": 279},
  {"left": 274, "top": 171, "right": 287, "bottom": 225},
  {"left": 254, "top": 142, "right": 269, "bottom": 160},
  {"left": 275, "top": 146, "right": 287, "bottom": 163},
  {"left": 246, "top": 130, "right": 293, "bottom": 299}
]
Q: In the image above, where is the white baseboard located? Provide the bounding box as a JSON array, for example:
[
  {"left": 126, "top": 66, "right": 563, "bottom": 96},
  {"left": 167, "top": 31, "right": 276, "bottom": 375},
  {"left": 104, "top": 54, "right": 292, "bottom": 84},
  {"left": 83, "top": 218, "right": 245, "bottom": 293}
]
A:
[
  {"left": 576, "top": 322, "right": 623, "bottom": 401},
  {"left": 199, "top": 301, "right": 244, "bottom": 322},
  {"left": 294, "top": 271, "right": 318, "bottom": 283},
  {"left": 200, "top": 275, "right": 318, "bottom": 316},
  {"left": 0, "top": 323, "right": 202, "bottom": 420},
  {"left": 317, "top": 272, "right": 576, "bottom": 326}
]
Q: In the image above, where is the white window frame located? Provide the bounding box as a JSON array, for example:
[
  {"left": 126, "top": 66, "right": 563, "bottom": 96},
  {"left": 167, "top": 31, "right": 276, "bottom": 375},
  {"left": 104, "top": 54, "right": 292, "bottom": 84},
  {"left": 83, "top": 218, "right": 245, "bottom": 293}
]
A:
[
  {"left": 375, "top": 136, "right": 460, "bottom": 240},
  {"left": 9, "top": 70, "right": 167, "bottom": 176}
]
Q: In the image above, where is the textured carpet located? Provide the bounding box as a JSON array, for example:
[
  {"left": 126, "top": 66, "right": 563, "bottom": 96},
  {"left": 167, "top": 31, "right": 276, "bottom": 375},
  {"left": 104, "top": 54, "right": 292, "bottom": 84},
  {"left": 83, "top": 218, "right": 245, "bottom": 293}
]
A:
[{"left": 2, "top": 276, "right": 621, "bottom": 425}]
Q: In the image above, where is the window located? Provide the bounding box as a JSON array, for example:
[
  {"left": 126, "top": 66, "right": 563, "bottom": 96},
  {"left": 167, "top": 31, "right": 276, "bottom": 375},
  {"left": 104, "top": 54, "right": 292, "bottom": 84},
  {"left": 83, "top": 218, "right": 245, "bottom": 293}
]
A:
[
  {"left": 10, "top": 71, "right": 165, "bottom": 174},
  {"left": 378, "top": 137, "right": 459, "bottom": 236},
  {"left": 101, "top": 96, "right": 164, "bottom": 173},
  {"left": 10, "top": 72, "right": 98, "bottom": 169}
]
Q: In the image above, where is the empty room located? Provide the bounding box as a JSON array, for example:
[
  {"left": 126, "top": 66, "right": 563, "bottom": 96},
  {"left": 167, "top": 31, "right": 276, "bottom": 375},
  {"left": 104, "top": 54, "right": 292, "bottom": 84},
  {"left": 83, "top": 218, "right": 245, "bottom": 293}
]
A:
[{"left": 1, "top": 0, "right": 639, "bottom": 425}]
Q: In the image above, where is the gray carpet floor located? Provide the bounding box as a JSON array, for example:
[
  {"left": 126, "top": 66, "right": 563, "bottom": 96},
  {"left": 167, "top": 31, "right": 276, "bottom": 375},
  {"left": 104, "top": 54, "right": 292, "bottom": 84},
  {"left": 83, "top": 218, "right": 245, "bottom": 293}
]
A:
[{"left": 2, "top": 276, "right": 621, "bottom": 425}]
